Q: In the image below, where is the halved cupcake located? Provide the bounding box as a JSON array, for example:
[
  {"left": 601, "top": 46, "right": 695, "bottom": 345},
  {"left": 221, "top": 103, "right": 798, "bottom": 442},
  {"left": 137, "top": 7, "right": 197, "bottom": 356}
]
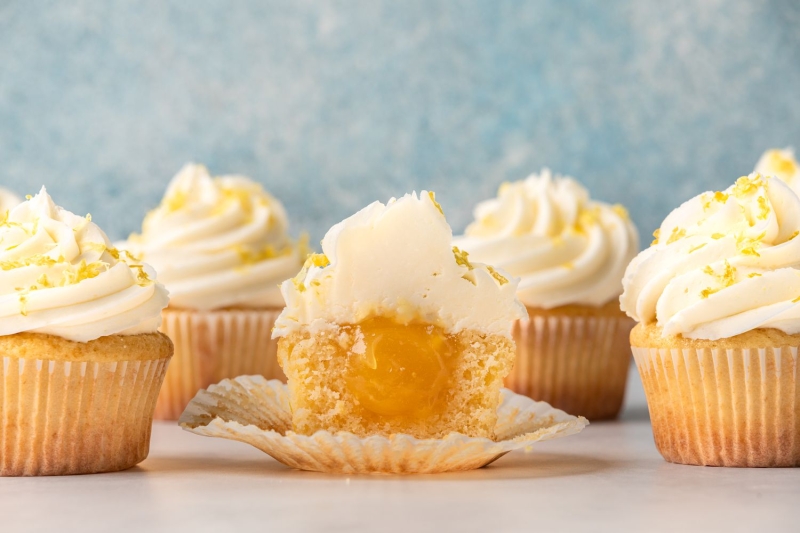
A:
[
  {"left": 0, "top": 188, "right": 172, "bottom": 476},
  {"left": 122, "top": 164, "right": 305, "bottom": 419},
  {"left": 454, "top": 170, "right": 639, "bottom": 420},
  {"left": 273, "top": 192, "right": 526, "bottom": 438}
]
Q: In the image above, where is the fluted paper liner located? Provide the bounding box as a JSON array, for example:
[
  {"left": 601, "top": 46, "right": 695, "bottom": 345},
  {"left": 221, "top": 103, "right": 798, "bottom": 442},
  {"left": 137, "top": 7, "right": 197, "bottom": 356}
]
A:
[
  {"left": 179, "top": 376, "right": 588, "bottom": 474},
  {"left": 508, "top": 312, "right": 634, "bottom": 420},
  {"left": 156, "top": 308, "right": 284, "bottom": 420},
  {"left": 633, "top": 345, "right": 800, "bottom": 467},
  {"left": 1, "top": 356, "right": 170, "bottom": 476}
]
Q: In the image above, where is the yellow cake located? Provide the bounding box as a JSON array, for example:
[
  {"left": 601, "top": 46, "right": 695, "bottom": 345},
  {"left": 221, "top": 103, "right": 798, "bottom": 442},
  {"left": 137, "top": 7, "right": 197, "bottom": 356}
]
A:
[
  {"left": 274, "top": 192, "right": 526, "bottom": 439},
  {"left": 0, "top": 188, "right": 172, "bottom": 476},
  {"left": 621, "top": 173, "right": 800, "bottom": 467},
  {"left": 454, "top": 170, "right": 639, "bottom": 420},
  {"left": 122, "top": 163, "right": 306, "bottom": 419}
]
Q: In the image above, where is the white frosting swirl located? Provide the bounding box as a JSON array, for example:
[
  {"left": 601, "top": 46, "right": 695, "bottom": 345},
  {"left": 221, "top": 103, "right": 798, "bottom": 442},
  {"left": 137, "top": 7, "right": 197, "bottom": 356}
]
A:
[
  {"left": 273, "top": 192, "right": 526, "bottom": 338},
  {"left": 620, "top": 173, "right": 800, "bottom": 340},
  {"left": 454, "top": 169, "right": 639, "bottom": 309},
  {"left": 124, "top": 164, "right": 304, "bottom": 310},
  {"left": 0, "top": 188, "right": 169, "bottom": 342},
  {"left": 754, "top": 148, "right": 799, "bottom": 193},
  {"left": 0, "top": 187, "right": 21, "bottom": 213}
]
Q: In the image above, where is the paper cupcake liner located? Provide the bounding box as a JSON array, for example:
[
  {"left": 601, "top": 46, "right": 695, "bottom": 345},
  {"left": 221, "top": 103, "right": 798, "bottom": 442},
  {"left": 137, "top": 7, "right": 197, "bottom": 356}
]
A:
[
  {"left": 155, "top": 308, "right": 283, "bottom": 420},
  {"left": 179, "top": 376, "right": 588, "bottom": 474},
  {"left": 1, "top": 356, "right": 170, "bottom": 476},
  {"left": 632, "top": 345, "right": 800, "bottom": 467},
  {"left": 507, "top": 312, "right": 634, "bottom": 420}
]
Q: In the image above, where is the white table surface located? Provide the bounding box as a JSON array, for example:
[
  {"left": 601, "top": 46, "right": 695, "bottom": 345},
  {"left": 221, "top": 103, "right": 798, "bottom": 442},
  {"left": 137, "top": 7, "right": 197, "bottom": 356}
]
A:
[{"left": 2, "top": 366, "right": 798, "bottom": 533}]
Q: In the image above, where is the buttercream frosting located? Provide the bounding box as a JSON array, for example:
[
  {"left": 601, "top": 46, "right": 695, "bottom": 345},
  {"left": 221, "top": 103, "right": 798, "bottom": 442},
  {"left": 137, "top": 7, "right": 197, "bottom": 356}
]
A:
[
  {"left": 620, "top": 173, "right": 800, "bottom": 340},
  {"left": 0, "top": 188, "right": 169, "bottom": 342},
  {"left": 272, "top": 192, "right": 526, "bottom": 338},
  {"left": 454, "top": 169, "right": 639, "bottom": 309},
  {"left": 123, "top": 163, "right": 304, "bottom": 310}
]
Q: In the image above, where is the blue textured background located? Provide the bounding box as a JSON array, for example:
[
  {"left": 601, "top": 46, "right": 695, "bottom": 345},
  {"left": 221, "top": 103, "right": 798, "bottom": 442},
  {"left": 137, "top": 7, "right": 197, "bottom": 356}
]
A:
[{"left": 2, "top": 1, "right": 799, "bottom": 245}]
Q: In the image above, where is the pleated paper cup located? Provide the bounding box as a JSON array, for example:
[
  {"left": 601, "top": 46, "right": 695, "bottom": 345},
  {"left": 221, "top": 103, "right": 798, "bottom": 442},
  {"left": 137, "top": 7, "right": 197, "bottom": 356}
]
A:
[
  {"left": 179, "top": 376, "right": 588, "bottom": 475},
  {"left": 633, "top": 341, "right": 800, "bottom": 467},
  {"left": 1, "top": 334, "right": 172, "bottom": 476},
  {"left": 155, "top": 308, "right": 284, "bottom": 420},
  {"left": 507, "top": 304, "right": 635, "bottom": 420}
]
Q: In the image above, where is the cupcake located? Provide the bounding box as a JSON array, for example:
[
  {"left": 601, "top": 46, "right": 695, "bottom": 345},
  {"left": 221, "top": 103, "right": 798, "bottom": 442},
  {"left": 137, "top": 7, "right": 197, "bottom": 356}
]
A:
[
  {"left": 621, "top": 173, "right": 800, "bottom": 466},
  {"left": 124, "top": 164, "right": 305, "bottom": 420},
  {"left": 0, "top": 188, "right": 172, "bottom": 476},
  {"left": 455, "top": 170, "right": 639, "bottom": 420},
  {"left": 273, "top": 191, "right": 526, "bottom": 439}
]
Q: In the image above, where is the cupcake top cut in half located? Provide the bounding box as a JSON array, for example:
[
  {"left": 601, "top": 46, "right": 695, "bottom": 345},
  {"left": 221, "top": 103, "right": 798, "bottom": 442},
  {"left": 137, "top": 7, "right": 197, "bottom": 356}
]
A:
[
  {"left": 273, "top": 191, "right": 526, "bottom": 339},
  {"left": 453, "top": 169, "right": 639, "bottom": 309},
  {"left": 124, "top": 163, "right": 305, "bottom": 311},
  {"left": 0, "top": 188, "right": 169, "bottom": 342},
  {"left": 274, "top": 192, "right": 526, "bottom": 439},
  {"left": 620, "top": 173, "right": 800, "bottom": 341}
]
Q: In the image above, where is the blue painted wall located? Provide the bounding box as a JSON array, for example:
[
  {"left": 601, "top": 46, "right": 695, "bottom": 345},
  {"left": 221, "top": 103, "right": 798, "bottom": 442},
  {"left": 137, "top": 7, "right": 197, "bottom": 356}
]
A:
[{"left": 2, "top": 1, "right": 799, "bottom": 245}]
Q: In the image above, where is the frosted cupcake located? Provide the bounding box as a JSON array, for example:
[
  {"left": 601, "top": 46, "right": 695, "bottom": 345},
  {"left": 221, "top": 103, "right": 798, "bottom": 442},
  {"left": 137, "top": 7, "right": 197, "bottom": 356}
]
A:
[
  {"left": 124, "top": 164, "right": 305, "bottom": 419},
  {"left": 621, "top": 173, "right": 800, "bottom": 466},
  {"left": 274, "top": 192, "right": 526, "bottom": 438},
  {"left": 455, "top": 170, "right": 639, "bottom": 419},
  {"left": 0, "top": 188, "right": 172, "bottom": 476}
]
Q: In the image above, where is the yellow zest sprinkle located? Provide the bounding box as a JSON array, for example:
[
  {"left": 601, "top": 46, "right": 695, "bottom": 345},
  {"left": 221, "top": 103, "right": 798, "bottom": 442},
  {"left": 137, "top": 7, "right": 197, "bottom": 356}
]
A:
[
  {"left": 238, "top": 244, "right": 292, "bottom": 265},
  {"left": 18, "top": 293, "right": 28, "bottom": 316},
  {"left": 713, "top": 191, "right": 729, "bottom": 204},
  {"left": 84, "top": 242, "right": 107, "bottom": 254},
  {"left": 611, "top": 204, "right": 629, "bottom": 220},
  {"left": 701, "top": 193, "right": 711, "bottom": 211},
  {"left": 793, "top": 295, "right": 800, "bottom": 303},
  {"left": 310, "top": 279, "right": 321, "bottom": 287},
  {"left": 63, "top": 260, "right": 106, "bottom": 285},
  {"left": 711, "top": 233, "right": 725, "bottom": 240},
  {"left": 688, "top": 243, "right": 706, "bottom": 253},
  {"left": 37, "top": 273, "right": 53, "bottom": 288},
  {"left": 214, "top": 186, "right": 256, "bottom": 220},
  {"left": 427, "top": 191, "right": 444, "bottom": 215},
  {"left": 575, "top": 206, "right": 601, "bottom": 234},
  {"left": 164, "top": 188, "right": 189, "bottom": 212},
  {"left": 485, "top": 265, "right": 508, "bottom": 285},
  {"left": 452, "top": 246, "right": 474, "bottom": 270},
  {"left": 732, "top": 174, "right": 763, "bottom": 198},
  {"left": 768, "top": 150, "right": 797, "bottom": 176},
  {"left": 292, "top": 277, "right": 306, "bottom": 293},
  {"left": 25, "top": 195, "right": 32, "bottom": 200},
  {"left": 666, "top": 227, "right": 686, "bottom": 244},
  {"left": 127, "top": 264, "right": 153, "bottom": 286},
  {"left": 748, "top": 273, "right": 762, "bottom": 278},
  {"left": 0, "top": 254, "right": 59, "bottom": 271},
  {"left": 757, "top": 196, "right": 770, "bottom": 220},
  {"left": 737, "top": 231, "right": 766, "bottom": 257},
  {"left": 700, "top": 260, "right": 737, "bottom": 299},
  {"left": 791, "top": 231, "right": 800, "bottom": 240},
  {"left": 651, "top": 228, "right": 661, "bottom": 246},
  {"left": 85, "top": 213, "right": 92, "bottom": 222},
  {"left": 304, "top": 253, "right": 330, "bottom": 269}
]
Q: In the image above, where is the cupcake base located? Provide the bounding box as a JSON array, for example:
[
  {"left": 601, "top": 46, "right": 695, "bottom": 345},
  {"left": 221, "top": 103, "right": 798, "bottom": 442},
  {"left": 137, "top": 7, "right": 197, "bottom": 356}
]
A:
[
  {"left": 155, "top": 308, "right": 284, "bottom": 420},
  {"left": 507, "top": 302, "right": 634, "bottom": 420},
  {"left": 0, "top": 332, "right": 172, "bottom": 476},
  {"left": 632, "top": 324, "right": 800, "bottom": 467}
]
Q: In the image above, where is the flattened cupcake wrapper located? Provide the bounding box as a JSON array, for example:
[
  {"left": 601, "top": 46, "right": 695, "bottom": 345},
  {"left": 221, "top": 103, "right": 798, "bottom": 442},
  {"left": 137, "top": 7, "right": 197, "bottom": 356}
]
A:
[
  {"left": 508, "top": 313, "right": 634, "bottom": 420},
  {"left": 1, "top": 356, "right": 170, "bottom": 476},
  {"left": 633, "top": 345, "right": 800, "bottom": 467},
  {"left": 179, "top": 376, "right": 588, "bottom": 475},
  {"left": 155, "top": 308, "right": 284, "bottom": 420}
]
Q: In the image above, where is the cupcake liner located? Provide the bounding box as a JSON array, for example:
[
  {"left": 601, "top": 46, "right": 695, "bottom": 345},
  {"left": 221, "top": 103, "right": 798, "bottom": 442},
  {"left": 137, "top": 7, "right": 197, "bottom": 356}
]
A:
[
  {"left": 179, "top": 376, "right": 588, "bottom": 475},
  {"left": 155, "top": 308, "right": 283, "bottom": 420},
  {"left": 632, "top": 345, "right": 800, "bottom": 467},
  {"left": 508, "top": 312, "right": 634, "bottom": 420},
  {"left": 1, "top": 355, "right": 170, "bottom": 476}
]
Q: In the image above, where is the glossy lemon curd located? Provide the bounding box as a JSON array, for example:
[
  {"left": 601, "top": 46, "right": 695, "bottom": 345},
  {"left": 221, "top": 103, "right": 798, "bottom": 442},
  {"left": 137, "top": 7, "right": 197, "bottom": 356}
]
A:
[{"left": 344, "top": 317, "right": 458, "bottom": 419}]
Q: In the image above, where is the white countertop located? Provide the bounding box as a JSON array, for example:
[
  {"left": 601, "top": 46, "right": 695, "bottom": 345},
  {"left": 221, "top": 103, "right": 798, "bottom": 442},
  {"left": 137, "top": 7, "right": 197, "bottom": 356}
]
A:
[{"left": 2, "top": 367, "right": 798, "bottom": 533}]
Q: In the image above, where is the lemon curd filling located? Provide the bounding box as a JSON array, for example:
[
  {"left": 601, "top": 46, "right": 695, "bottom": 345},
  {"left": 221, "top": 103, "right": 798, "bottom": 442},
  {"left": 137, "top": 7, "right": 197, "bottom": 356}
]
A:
[{"left": 342, "top": 316, "right": 457, "bottom": 419}]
